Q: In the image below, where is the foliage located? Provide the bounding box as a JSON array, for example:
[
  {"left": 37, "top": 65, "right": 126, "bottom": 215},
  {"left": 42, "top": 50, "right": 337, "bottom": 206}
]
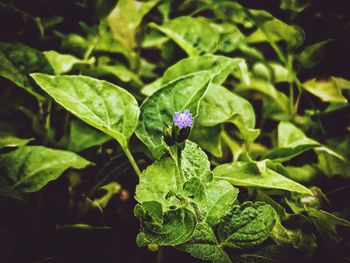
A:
[{"left": 0, "top": 0, "right": 350, "bottom": 262}]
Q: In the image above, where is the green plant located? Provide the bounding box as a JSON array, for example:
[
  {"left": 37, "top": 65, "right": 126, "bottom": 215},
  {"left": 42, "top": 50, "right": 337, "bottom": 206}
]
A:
[{"left": 1, "top": 0, "right": 350, "bottom": 262}]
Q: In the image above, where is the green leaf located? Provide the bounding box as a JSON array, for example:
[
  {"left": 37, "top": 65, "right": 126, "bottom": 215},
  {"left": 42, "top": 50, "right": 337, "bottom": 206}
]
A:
[
  {"left": 297, "top": 40, "right": 333, "bottom": 69},
  {"left": 181, "top": 140, "right": 212, "bottom": 182},
  {"left": 284, "top": 164, "right": 318, "bottom": 183},
  {"left": 211, "top": 22, "right": 244, "bottom": 53},
  {"left": 136, "top": 56, "right": 245, "bottom": 159},
  {"left": 107, "top": 0, "right": 160, "bottom": 59},
  {"left": 31, "top": 74, "right": 139, "bottom": 150},
  {"left": 0, "top": 42, "right": 54, "bottom": 101},
  {"left": 0, "top": 146, "right": 90, "bottom": 198},
  {"left": 316, "top": 147, "right": 350, "bottom": 177},
  {"left": 206, "top": 180, "right": 239, "bottom": 226},
  {"left": 95, "top": 61, "right": 142, "bottom": 85},
  {"left": 214, "top": 160, "right": 313, "bottom": 195},
  {"left": 247, "top": 10, "right": 304, "bottom": 48},
  {"left": 44, "top": 50, "right": 93, "bottom": 75},
  {"left": 135, "top": 158, "right": 179, "bottom": 208},
  {"left": 183, "top": 177, "right": 206, "bottom": 202},
  {"left": 197, "top": 84, "right": 259, "bottom": 143},
  {"left": 135, "top": 201, "right": 197, "bottom": 246},
  {"left": 0, "top": 131, "right": 33, "bottom": 148},
  {"left": 190, "top": 123, "right": 223, "bottom": 158},
  {"left": 150, "top": 16, "right": 219, "bottom": 56},
  {"left": 177, "top": 223, "right": 231, "bottom": 263},
  {"left": 303, "top": 76, "right": 349, "bottom": 103},
  {"left": 162, "top": 55, "right": 246, "bottom": 86},
  {"left": 237, "top": 78, "right": 289, "bottom": 113},
  {"left": 217, "top": 202, "right": 276, "bottom": 249},
  {"left": 136, "top": 72, "right": 210, "bottom": 159},
  {"left": 60, "top": 22, "right": 128, "bottom": 58},
  {"left": 307, "top": 208, "right": 350, "bottom": 245},
  {"left": 66, "top": 120, "right": 111, "bottom": 152},
  {"left": 280, "top": 0, "right": 310, "bottom": 12},
  {"left": 262, "top": 121, "right": 319, "bottom": 162},
  {"left": 271, "top": 219, "right": 317, "bottom": 253},
  {"left": 252, "top": 62, "right": 292, "bottom": 83}
]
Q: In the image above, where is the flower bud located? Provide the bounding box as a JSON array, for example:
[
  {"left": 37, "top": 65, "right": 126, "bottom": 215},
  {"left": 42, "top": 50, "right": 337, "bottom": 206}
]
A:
[
  {"left": 163, "top": 125, "right": 175, "bottom": 146},
  {"left": 172, "top": 109, "right": 193, "bottom": 144}
]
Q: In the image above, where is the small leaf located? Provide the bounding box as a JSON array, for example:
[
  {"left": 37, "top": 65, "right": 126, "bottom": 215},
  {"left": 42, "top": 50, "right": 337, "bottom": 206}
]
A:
[
  {"left": 303, "top": 76, "right": 349, "bottom": 103},
  {"left": 316, "top": 147, "right": 350, "bottom": 178},
  {"left": 297, "top": 40, "right": 333, "bottom": 69},
  {"left": 217, "top": 202, "right": 276, "bottom": 249},
  {"left": 107, "top": 0, "right": 160, "bottom": 59},
  {"left": 177, "top": 223, "right": 231, "bottom": 263},
  {"left": 44, "top": 50, "right": 93, "bottom": 75},
  {"left": 0, "top": 146, "right": 90, "bottom": 198},
  {"left": 31, "top": 74, "right": 139, "bottom": 150},
  {"left": 280, "top": 0, "right": 310, "bottom": 12},
  {"left": 0, "top": 131, "right": 33, "bottom": 148},
  {"left": 214, "top": 160, "right": 313, "bottom": 195},
  {"left": 150, "top": 16, "right": 219, "bottom": 56}
]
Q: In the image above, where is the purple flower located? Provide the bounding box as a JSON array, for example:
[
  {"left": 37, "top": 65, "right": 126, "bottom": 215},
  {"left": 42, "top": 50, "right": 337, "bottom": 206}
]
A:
[{"left": 173, "top": 109, "right": 193, "bottom": 129}]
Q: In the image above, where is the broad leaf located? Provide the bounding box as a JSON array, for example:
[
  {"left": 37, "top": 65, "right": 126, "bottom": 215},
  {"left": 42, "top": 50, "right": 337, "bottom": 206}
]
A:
[
  {"left": 162, "top": 55, "right": 246, "bottom": 86},
  {"left": 66, "top": 120, "right": 111, "bottom": 152},
  {"left": 0, "top": 146, "right": 90, "bottom": 198},
  {"left": 197, "top": 84, "right": 259, "bottom": 143},
  {"left": 206, "top": 180, "right": 239, "bottom": 226},
  {"left": 177, "top": 223, "right": 231, "bottom": 263},
  {"left": 247, "top": 10, "right": 304, "bottom": 48},
  {"left": 0, "top": 42, "right": 54, "bottom": 101},
  {"left": 150, "top": 16, "right": 219, "bottom": 56},
  {"left": 214, "top": 160, "right": 313, "bottom": 195},
  {"left": 262, "top": 121, "right": 319, "bottom": 162},
  {"left": 136, "top": 72, "right": 211, "bottom": 159},
  {"left": 136, "top": 56, "right": 244, "bottom": 159},
  {"left": 217, "top": 202, "right": 276, "bottom": 249},
  {"left": 31, "top": 74, "right": 139, "bottom": 150}
]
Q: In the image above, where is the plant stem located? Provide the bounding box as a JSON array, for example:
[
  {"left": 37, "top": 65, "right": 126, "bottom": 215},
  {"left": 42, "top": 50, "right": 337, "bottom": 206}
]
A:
[
  {"left": 169, "top": 144, "right": 184, "bottom": 190},
  {"left": 123, "top": 146, "right": 141, "bottom": 178},
  {"left": 289, "top": 81, "right": 295, "bottom": 116}
]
